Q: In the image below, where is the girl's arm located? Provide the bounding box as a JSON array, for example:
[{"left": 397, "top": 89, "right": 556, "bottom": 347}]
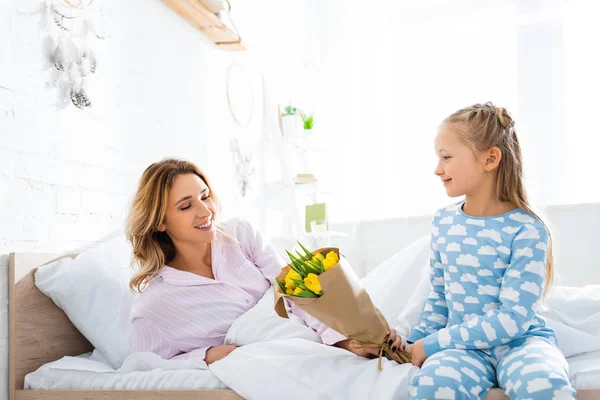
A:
[
  {"left": 402, "top": 229, "right": 449, "bottom": 343},
  {"left": 422, "top": 224, "right": 549, "bottom": 357}
]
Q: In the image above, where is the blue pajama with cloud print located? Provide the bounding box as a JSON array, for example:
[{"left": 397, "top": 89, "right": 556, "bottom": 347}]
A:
[{"left": 408, "top": 202, "right": 576, "bottom": 400}]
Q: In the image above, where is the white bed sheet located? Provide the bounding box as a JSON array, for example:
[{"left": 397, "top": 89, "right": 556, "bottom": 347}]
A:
[
  {"left": 25, "top": 236, "right": 600, "bottom": 398},
  {"left": 24, "top": 350, "right": 226, "bottom": 390}
]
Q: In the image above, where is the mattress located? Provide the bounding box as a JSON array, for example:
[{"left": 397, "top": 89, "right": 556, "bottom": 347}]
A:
[
  {"left": 24, "top": 351, "right": 227, "bottom": 390},
  {"left": 25, "top": 349, "right": 600, "bottom": 391}
]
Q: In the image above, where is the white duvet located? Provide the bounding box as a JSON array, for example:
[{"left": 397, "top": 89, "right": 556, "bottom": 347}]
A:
[{"left": 26, "top": 236, "right": 600, "bottom": 399}]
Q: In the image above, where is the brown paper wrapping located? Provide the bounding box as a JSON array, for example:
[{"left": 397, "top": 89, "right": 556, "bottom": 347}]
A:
[{"left": 274, "top": 247, "right": 411, "bottom": 366}]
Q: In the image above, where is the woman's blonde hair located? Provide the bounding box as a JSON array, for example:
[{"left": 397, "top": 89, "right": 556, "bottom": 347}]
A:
[
  {"left": 126, "top": 158, "right": 221, "bottom": 294},
  {"left": 443, "top": 102, "right": 554, "bottom": 296}
]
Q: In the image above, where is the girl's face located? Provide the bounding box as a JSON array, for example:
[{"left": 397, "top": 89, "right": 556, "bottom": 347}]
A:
[
  {"left": 434, "top": 124, "right": 488, "bottom": 198},
  {"left": 158, "top": 173, "right": 217, "bottom": 244}
]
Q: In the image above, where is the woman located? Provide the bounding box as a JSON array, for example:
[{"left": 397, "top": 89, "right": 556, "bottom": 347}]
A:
[{"left": 127, "top": 158, "right": 379, "bottom": 366}]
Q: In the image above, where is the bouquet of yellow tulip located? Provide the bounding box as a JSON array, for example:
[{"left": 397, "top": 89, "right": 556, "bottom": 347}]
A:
[{"left": 274, "top": 243, "right": 411, "bottom": 369}]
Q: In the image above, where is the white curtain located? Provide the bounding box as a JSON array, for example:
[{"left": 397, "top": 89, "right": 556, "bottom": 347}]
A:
[{"left": 307, "top": 0, "right": 600, "bottom": 221}]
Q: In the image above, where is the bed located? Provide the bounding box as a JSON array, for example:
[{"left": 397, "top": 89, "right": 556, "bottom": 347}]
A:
[{"left": 8, "top": 251, "right": 600, "bottom": 399}]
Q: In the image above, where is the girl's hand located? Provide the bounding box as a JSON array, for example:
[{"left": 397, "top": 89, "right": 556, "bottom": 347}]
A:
[
  {"left": 205, "top": 344, "right": 238, "bottom": 365},
  {"left": 406, "top": 339, "right": 427, "bottom": 367},
  {"left": 335, "top": 339, "right": 380, "bottom": 358},
  {"left": 386, "top": 328, "right": 406, "bottom": 353}
]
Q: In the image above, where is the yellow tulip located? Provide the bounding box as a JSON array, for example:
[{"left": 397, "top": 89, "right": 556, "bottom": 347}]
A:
[
  {"left": 293, "top": 287, "right": 303, "bottom": 295},
  {"left": 285, "top": 269, "right": 302, "bottom": 290},
  {"left": 322, "top": 251, "right": 339, "bottom": 271},
  {"left": 326, "top": 251, "right": 339, "bottom": 263},
  {"left": 304, "top": 273, "right": 323, "bottom": 295},
  {"left": 312, "top": 253, "right": 325, "bottom": 262}
]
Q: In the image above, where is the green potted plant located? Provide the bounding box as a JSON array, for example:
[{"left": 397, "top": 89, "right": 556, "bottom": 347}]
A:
[{"left": 280, "top": 104, "right": 314, "bottom": 137}]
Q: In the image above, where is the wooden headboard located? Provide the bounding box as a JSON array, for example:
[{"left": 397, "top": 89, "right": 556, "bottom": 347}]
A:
[{"left": 8, "top": 253, "right": 94, "bottom": 399}]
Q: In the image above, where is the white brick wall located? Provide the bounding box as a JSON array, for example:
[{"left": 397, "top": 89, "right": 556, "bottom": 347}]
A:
[{"left": 0, "top": 0, "right": 269, "bottom": 396}]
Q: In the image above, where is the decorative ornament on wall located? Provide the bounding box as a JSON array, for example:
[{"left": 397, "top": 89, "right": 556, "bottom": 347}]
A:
[
  {"left": 226, "top": 62, "right": 259, "bottom": 197},
  {"left": 41, "top": 0, "right": 102, "bottom": 110},
  {"left": 230, "top": 137, "right": 255, "bottom": 197}
]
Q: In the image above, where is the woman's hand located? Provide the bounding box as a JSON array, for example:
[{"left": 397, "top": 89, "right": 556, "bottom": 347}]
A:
[
  {"left": 334, "top": 339, "right": 380, "bottom": 358},
  {"left": 205, "top": 344, "right": 238, "bottom": 365},
  {"left": 405, "top": 339, "right": 427, "bottom": 367}
]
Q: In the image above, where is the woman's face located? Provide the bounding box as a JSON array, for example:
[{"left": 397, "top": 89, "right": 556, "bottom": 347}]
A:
[{"left": 158, "top": 173, "right": 217, "bottom": 244}]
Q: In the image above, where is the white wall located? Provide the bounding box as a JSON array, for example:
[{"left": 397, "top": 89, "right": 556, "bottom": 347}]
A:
[{"left": 0, "top": 0, "right": 309, "bottom": 396}]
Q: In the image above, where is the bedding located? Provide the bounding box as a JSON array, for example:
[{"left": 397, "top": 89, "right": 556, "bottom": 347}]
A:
[{"left": 27, "top": 235, "right": 600, "bottom": 399}]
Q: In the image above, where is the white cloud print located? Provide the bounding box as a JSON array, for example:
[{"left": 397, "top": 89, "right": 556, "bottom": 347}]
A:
[
  {"left": 460, "top": 273, "right": 478, "bottom": 283},
  {"left": 515, "top": 227, "right": 540, "bottom": 241},
  {"left": 482, "top": 321, "right": 497, "bottom": 341},
  {"left": 448, "top": 224, "right": 467, "bottom": 236},
  {"left": 433, "top": 276, "right": 445, "bottom": 286},
  {"left": 513, "top": 305, "right": 528, "bottom": 317},
  {"left": 509, "top": 212, "right": 535, "bottom": 224},
  {"left": 521, "top": 281, "right": 541, "bottom": 296},
  {"left": 434, "top": 387, "right": 456, "bottom": 399},
  {"left": 419, "top": 376, "right": 434, "bottom": 386},
  {"left": 506, "top": 270, "right": 521, "bottom": 278},
  {"left": 460, "top": 327, "right": 470, "bottom": 341},
  {"left": 536, "top": 242, "right": 548, "bottom": 251},
  {"left": 438, "top": 329, "right": 452, "bottom": 347},
  {"left": 527, "top": 378, "right": 552, "bottom": 394},
  {"left": 463, "top": 238, "right": 478, "bottom": 245},
  {"left": 499, "top": 313, "right": 519, "bottom": 336},
  {"left": 440, "top": 216, "right": 454, "bottom": 225},
  {"left": 482, "top": 302, "right": 500, "bottom": 312},
  {"left": 449, "top": 282, "right": 466, "bottom": 294},
  {"left": 525, "top": 260, "right": 545, "bottom": 277},
  {"left": 478, "top": 269, "right": 493, "bottom": 277},
  {"left": 428, "top": 313, "right": 448, "bottom": 325},
  {"left": 466, "top": 218, "right": 485, "bottom": 227},
  {"left": 502, "top": 226, "right": 520, "bottom": 234},
  {"left": 478, "top": 285, "right": 500, "bottom": 296},
  {"left": 478, "top": 245, "right": 498, "bottom": 256},
  {"left": 446, "top": 243, "right": 461, "bottom": 252},
  {"left": 477, "top": 229, "right": 502, "bottom": 243},
  {"left": 496, "top": 246, "right": 510, "bottom": 255},
  {"left": 465, "top": 296, "right": 479, "bottom": 304},
  {"left": 494, "top": 259, "right": 507, "bottom": 269},
  {"left": 515, "top": 247, "right": 534, "bottom": 258},
  {"left": 500, "top": 287, "right": 520, "bottom": 302},
  {"left": 437, "top": 237, "right": 446, "bottom": 244},
  {"left": 457, "top": 254, "right": 480, "bottom": 267},
  {"left": 453, "top": 301, "right": 465, "bottom": 312},
  {"left": 441, "top": 253, "right": 448, "bottom": 264},
  {"left": 449, "top": 265, "right": 459, "bottom": 273},
  {"left": 435, "top": 366, "right": 462, "bottom": 382}
]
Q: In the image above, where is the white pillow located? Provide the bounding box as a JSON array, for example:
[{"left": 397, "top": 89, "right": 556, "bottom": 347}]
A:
[{"left": 35, "top": 235, "right": 134, "bottom": 369}]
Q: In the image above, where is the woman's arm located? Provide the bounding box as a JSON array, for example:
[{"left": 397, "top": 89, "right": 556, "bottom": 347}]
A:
[
  {"left": 131, "top": 317, "right": 214, "bottom": 366},
  {"left": 237, "top": 218, "right": 378, "bottom": 355}
]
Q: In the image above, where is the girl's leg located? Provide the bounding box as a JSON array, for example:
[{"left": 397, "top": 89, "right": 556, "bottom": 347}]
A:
[
  {"left": 409, "top": 349, "right": 496, "bottom": 400},
  {"left": 496, "top": 336, "right": 575, "bottom": 400}
]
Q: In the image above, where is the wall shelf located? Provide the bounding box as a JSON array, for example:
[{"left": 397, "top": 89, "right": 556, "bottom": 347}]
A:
[{"left": 160, "top": 0, "right": 246, "bottom": 51}]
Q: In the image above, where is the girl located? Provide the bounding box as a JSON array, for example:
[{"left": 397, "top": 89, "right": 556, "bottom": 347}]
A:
[
  {"left": 127, "top": 158, "right": 378, "bottom": 366},
  {"left": 395, "top": 103, "right": 575, "bottom": 399}
]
